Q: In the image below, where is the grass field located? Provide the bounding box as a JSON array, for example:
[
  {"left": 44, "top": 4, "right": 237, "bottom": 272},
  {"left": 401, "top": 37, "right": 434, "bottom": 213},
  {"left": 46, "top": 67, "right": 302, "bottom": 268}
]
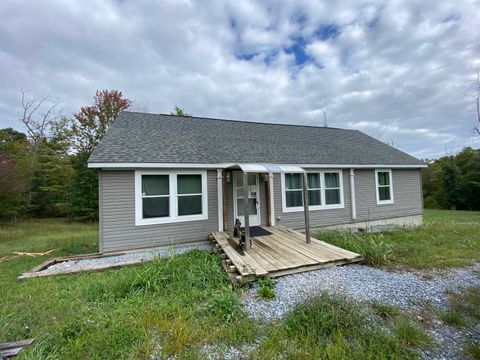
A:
[
  {"left": 317, "top": 209, "right": 480, "bottom": 269},
  {"left": 0, "top": 209, "right": 478, "bottom": 359}
]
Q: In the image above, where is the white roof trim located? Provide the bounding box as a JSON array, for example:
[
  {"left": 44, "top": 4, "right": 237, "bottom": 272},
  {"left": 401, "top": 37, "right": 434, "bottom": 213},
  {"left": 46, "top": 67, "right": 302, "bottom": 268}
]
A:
[{"left": 88, "top": 162, "right": 427, "bottom": 169}]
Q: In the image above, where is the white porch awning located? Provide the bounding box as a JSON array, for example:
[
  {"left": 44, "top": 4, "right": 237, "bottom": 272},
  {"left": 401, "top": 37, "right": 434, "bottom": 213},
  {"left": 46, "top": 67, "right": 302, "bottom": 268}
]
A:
[{"left": 226, "top": 163, "right": 305, "bottom": 173}]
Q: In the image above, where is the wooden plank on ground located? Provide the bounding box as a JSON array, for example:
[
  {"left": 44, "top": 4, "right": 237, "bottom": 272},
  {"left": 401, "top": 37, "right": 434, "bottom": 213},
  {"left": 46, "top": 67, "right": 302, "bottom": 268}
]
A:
[
  {"left": 1, "top": 347, "right": 23, "bottom": 358},
  {"left": 0, "top": 339, "right": 34, "bottom": 351}
]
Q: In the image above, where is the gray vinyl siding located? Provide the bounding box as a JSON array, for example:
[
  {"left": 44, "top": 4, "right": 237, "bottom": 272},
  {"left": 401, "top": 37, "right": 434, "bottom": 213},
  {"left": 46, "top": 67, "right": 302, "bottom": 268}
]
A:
[
  {"left": 355, "top": 169, "right": 423, "bottom": 221},
  {"left": 274, "top": 169, "right": 423, "bottom": 230},
  {"left": 225, "top": 171, "right": 268, "bottom": 229},
  {"left": 274, "top": 170, "right": 353, "bottom": 229},
  {"left": 99, "top": 170, "right": 218, "bottom": 252}
]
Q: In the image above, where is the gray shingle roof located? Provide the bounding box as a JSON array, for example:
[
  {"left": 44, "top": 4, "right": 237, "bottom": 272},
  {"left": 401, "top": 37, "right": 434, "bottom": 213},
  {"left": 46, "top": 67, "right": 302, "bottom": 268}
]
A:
[{"left": 88, "top": 112, "right": 424, "bottom": 166}]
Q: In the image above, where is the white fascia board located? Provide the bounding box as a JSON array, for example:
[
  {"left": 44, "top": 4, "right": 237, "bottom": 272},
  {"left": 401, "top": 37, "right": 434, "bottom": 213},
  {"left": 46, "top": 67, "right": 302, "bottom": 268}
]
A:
[
  {"left": 88, "top": 162, "right": 427, "bottom": 169},
  {"left": 88, "top": 162, "right": 234, "bottom": 169}
]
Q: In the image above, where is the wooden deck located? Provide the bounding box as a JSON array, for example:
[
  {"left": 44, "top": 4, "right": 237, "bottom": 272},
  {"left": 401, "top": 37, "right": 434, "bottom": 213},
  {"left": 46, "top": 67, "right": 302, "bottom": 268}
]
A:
[{"left": 210, "top": 225, "right": 363, "bottom": 284}]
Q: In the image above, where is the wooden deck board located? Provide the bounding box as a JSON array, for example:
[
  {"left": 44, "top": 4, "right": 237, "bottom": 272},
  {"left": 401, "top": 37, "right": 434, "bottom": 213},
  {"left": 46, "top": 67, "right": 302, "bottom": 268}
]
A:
[
  {"left": 276, "top": 225, "right": 361, "bottom": 258},
  {"left": 210, "top": 226, "right": 363, "bottom": 284},
  {"left": 265, "top": 227, "right": 336, "bottom": 262},
  {"left": 255, "top": 236, "right": 317, "bottom": 267}
]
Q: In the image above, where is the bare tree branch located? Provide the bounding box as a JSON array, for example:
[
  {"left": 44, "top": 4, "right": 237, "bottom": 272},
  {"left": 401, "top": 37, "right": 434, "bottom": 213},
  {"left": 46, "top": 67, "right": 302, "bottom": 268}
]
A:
[{"left": 19, "top": 90, "right": 61, "bottom": 154}]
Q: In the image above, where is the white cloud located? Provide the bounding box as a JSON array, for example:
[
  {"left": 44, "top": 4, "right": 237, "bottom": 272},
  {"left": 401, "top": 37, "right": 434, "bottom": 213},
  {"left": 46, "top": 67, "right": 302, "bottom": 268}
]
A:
[{"left": 0, "top": 0, "right": 479, "bottom": 159}]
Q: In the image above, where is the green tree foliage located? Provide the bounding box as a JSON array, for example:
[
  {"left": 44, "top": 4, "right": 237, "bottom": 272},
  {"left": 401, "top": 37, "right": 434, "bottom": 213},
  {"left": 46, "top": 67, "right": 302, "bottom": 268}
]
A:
[
  {"left": 422, "top": 147, "right": 480, "bottom": 210},
  {"left": 72, "top": 90, "right": 132, "bottom": 154},
  {"left": 170, "top": 105, "right": 190, "bottom": 116},
  {"left": 0, "top": 90, "right": 131, "bottom": 222},
  {"left": 70, "top": 90, "right": 132, "bottom": 220}
]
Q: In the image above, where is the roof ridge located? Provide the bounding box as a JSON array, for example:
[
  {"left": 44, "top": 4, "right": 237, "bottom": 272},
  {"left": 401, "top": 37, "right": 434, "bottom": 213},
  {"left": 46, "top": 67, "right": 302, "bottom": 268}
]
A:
[{"left": 122, "top": 111, "right": 357, "bottom": 132}]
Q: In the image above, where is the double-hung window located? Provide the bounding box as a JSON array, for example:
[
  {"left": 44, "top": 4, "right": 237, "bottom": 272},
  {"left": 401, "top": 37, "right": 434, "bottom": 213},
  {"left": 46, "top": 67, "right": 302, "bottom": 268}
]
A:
[
  {"left": 324, "top": 172, "right": 341, "bottom": 205},
  {"left": 285, "top": 173, "right": 303, "bottom": 208},
  {"left": 135, "top": 171, "right": 208, "bottom": 225},
  {"left": 282, "top": 171, "right": 343, "bottom": 212},
  {"left": 375, "top": 169, "right": 394, "bottom": 204}
]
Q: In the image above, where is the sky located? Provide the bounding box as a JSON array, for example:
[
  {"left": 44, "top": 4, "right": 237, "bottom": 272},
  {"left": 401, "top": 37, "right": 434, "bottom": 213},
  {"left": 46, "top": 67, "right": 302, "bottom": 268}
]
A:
[{"left": 0, "top": 0, "right": 479, "bottom": 160}]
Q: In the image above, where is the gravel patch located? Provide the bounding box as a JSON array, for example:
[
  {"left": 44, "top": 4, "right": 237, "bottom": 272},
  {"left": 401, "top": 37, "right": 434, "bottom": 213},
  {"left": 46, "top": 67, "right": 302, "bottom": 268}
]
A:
[
  {"left": 38, "top": 243, "right": 213, "bottom": 275},
  {"left": 243, "top": 263, "right": 480, "bottom": 320},
  {"left": 244, "top": 264, "right": 479, "bottom": 360}
]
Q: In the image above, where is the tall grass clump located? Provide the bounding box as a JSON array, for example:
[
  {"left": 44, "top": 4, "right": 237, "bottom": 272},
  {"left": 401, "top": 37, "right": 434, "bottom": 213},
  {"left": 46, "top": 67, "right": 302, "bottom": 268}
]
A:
[
  {"left": 257, "top": 293, "right": 422, "bottom": 359},
  {"left": 130, "top": 250, "right": 227, "bottom": 294},
  {"left": 257, "top": 276, "right": 276, "bottom": 300},
  {"left": 319, "top": 231, "right": 394, "bottom": 266}
]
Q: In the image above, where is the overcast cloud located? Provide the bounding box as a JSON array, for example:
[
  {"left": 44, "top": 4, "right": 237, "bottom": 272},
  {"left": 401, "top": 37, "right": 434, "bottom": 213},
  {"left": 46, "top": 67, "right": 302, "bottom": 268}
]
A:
[{"left": 1, "top": 0, "right": 479, "bottom": 159}]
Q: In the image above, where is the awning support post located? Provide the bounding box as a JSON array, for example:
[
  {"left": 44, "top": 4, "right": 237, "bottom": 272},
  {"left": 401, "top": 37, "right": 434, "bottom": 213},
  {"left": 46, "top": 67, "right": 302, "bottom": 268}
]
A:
[
  {"left": 243, "top": 171, "right": 251, "bottom": 250},
  {"left": 302, "top": 172, "right": 311, "bottom": 244}
]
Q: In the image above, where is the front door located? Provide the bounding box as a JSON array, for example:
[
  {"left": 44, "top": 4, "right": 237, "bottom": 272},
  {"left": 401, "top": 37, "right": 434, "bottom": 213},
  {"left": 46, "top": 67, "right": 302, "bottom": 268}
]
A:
[{"left": 233, "top": 172, "right": 261, "bottom": 226}]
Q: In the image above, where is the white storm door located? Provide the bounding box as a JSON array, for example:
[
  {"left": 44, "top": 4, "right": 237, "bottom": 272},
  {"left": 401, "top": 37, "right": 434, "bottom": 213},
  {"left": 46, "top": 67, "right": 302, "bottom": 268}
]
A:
[{"left": 233, "top": 172, "right": 261, "bottom": 226}]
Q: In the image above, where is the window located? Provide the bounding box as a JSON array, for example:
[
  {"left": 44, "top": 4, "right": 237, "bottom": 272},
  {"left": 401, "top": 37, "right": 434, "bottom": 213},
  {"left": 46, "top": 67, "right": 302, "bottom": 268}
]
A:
[
  {"left": 177, "top": 174, "right": 203, "bottom": 216},
  {"left": 142, "top": 175, "right": 169, "bottom": 218},
  {"left": 282, "top": 171, "right": 344, "bottom": 212},
  {"left": 135, "top": 171, "right": 208, "bottom": 225},
  {"left": 325, "top": 172, "right": 341, "bottom": 205},
  {"left": 308, "top": 173, "right": 321, "bottom": 206},
  {"left": 285, "top": 173, "right": 303, "bottom": 207},
  {"left": 375, "top": 169, "right": 394, "bottom": 204}
]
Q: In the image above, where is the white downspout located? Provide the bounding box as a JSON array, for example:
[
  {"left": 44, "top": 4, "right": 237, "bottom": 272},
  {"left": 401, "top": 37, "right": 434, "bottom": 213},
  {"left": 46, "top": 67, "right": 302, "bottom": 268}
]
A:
[
  {"left": 268, "top": 173, "right": 275, "bottom": 226},
  {"left": 349, "top": 169, "right": 357, "bottom": 220},
  {"left": 216, "top": 169, "right": 224, "bottom": 231}
]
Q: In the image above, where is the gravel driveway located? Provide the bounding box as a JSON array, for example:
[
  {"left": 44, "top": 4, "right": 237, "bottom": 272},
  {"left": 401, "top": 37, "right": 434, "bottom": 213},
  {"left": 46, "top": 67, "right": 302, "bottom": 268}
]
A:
[
  {"left": 243, "top": 263, "right": 480, "bottom": 320},
  {"left": 243, "top": 263, "right": 480, "bottom": 360}
]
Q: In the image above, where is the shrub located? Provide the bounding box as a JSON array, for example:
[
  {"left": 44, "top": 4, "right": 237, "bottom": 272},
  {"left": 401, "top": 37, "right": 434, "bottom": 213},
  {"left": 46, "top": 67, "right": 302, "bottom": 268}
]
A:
[
  {"left": 257, "top": 276, "right": 276, "bottom": 300},
  {"left": 206, "top": 291, "right": 245, "bottom": 323}
]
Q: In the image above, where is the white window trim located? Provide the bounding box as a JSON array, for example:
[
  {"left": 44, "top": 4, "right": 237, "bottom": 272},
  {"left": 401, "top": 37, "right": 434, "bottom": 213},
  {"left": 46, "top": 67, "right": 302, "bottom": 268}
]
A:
[
  {"left": 281, "top": 170, "right": 345, "bottom": 213},
  {"left": 375, "top": 169, "right": 394, "bottom": 205},
  {"left": 135, "top": 170, "right": 208, "bottom": 226}
]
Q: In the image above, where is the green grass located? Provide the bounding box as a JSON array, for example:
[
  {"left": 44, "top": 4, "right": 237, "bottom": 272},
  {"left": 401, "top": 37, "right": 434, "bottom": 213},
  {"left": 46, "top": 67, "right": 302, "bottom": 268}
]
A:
[
  {"left": 255, "top": 293, "right": 433, "bottom": 359},
  {"left": 256, "top": 276, "right": 276, "bottom": 300},
  {"left": 316, "top": 209, "right": 480, "bottom": 269},
  {"left": 0, "top": 220, "right": 259, "bottom": 359},
  {"left": 1, "top": 211, "right": 477, "bottom": 358}
]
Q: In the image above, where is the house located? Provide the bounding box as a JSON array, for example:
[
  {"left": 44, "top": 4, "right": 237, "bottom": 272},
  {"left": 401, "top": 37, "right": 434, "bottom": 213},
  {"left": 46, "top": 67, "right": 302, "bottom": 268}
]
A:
[{"left": 88, "top": 111, "right": 425, "bottom": 255}]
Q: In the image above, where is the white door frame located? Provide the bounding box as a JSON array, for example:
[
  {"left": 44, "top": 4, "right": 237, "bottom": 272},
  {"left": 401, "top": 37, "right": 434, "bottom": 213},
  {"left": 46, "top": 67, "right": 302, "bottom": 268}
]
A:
[{"left": 233, "top": 171, "right": 261, "bottom": 226}]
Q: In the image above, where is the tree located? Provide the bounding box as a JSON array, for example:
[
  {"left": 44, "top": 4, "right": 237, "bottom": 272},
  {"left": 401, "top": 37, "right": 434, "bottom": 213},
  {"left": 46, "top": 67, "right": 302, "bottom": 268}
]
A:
[
  {"left": 71, "top": 90, "right": 132, "bottom": 220},
  {"left": 170, "top": 105, "right": 190, "bottom": 117},
  {"left": 20, "top": 90, "right": 61, "bottom": 155},
  {"left": 441, "top": 160, "right": 460, "bottom": 209},
  {"left": 422, "top": 147, "right": 480, "bottom": 210},
  {"left": 0, "top": 153, "right": 26, "bottom": 220},
  {"left": 72, "top": 90, "right": 132, "bottom": 154}
]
